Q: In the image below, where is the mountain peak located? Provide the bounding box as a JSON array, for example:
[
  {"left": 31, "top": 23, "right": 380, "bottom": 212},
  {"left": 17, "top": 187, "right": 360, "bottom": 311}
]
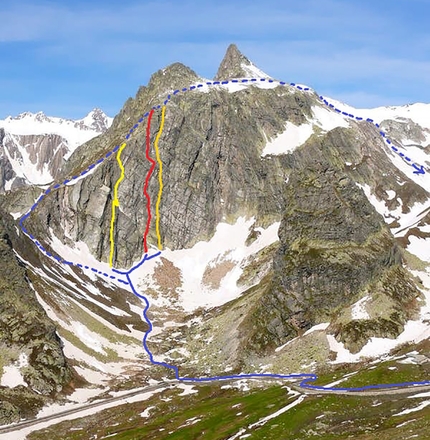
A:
[
  {"left": 214, "top": 43, "right": 271, "bottom": 81},
  {"left": 148, "top": 62, "right": 200, "bottom": 92},
  {"left": 77, "top": 108, "right": 112, "bottom": 133}
]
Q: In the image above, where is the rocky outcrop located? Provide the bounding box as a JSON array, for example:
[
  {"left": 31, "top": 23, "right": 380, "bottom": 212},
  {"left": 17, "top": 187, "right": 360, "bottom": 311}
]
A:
[
  {"left": 0, "top": 208, "right": 72, "bottom": 423},
  {"left": 380, "top": 118, "right": 430, "bottom": 147},
  {"left": 214, "top": 43, "right": 268, "bottom": 80},
  {"left": 239, "top": 162, "right": 421, "bottom": 354},
  {"left": 0, "top": 128, "right": 16, "bottom": 192}
]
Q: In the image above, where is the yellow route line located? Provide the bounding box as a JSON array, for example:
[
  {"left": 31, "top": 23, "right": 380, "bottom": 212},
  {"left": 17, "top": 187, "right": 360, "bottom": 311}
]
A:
[
  {"left": 109, "top": 142, "right": 127, "bottom": 267},
  {"left": 154, "top": 106, "right": 166, "bottom": 250}
]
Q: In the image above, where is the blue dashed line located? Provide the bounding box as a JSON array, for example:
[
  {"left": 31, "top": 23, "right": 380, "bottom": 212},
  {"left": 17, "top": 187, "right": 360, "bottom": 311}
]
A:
[
  {"left": 19, "top": 76, "right": 426, "bottom": 300},
  {"left": 317, "top": 95, "right": 425, "bottom": 175}
]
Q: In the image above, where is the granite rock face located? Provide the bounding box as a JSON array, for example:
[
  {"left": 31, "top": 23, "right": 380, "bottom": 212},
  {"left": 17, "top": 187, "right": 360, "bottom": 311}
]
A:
[
  {"left": 27, "top": 45, "right": 429, "bottom": 270},
  {"left": 31, "top": 65, "right": 316, "bottom": 268}
]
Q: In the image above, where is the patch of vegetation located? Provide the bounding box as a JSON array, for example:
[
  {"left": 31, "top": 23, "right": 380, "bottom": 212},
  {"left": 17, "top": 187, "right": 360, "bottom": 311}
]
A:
[
  {"left": 337, "top": 361, "right": 430, "bottom": 389},
  {"left": 403, "top": 249, "right": 429, "bottom": 272},
  {"left": 0, "top": 345, "right": 19, "bottom": 378},
  {"left": 64, "top": 300, "right": 139, "bottom": 347},
  {"left": 56, "top": 327, "right": 119, "bottom": 363},
  {"left": 27, "top": 381, "right": 430, "bottom": 440}
]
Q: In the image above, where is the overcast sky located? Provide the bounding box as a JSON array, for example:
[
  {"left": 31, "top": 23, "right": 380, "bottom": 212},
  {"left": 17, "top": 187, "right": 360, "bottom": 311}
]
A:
[{"left": 1, "top": 0, "right": 429, "bottom": 119}]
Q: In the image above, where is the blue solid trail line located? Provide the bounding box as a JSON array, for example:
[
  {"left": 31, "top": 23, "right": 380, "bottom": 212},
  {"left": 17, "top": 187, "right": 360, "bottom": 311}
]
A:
[
  {"left": 125, "top": 271, "right": 430, "bottom": 391},
  {"left": 113, "top": 251, "right": 162, "bottom": 276},
  {"left": 18, "top": 77, "right": 429, "bottom": 392}
]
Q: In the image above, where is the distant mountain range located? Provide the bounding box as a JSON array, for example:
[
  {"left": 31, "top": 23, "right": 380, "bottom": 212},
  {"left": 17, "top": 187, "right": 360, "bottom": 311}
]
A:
[{"left": 0, "top": 108, "right": 112, "bottom": 189}]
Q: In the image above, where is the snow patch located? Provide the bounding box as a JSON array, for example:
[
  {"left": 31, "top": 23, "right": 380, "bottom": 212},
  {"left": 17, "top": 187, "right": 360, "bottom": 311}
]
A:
[
  {"left": 303, "top": 322, "right": 330, "bottom": 336},
  {"left": 407, "top": 236, "right": 430, "bottom": 262},
  {"left": 393, "top": 400, "right": 430, "bottom": 416},
  {"left": 261, "top": 122, "right": 314, "bottom": 156},
  {"left": 0, "top": 353, "right": 28, "bottom": 388},
  {"left": 129, "top": 217, "right": 280, "bottom": 312},
  {"left": 240, "top": 62, "right": 270, "bottom": 79},
  {"left": 351, "top": 296, "right": 370, "bottom": 320},
  {"left": 176, "top": 383, "right": 198, "bottom": 396},
  {"left": 140, "top": 406, "right": 156, "bottom": 418},
  {"left": 261, "top": 104, "right": 350, "bottom": 157},
  {"left": 311, "top": 105, "right": 350, "bottom": 131}
]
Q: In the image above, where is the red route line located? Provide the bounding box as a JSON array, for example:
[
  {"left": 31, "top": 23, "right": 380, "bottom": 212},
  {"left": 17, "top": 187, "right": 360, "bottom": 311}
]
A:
[{"left": 143, "top": 109, "right": 156, "bottom": 253}]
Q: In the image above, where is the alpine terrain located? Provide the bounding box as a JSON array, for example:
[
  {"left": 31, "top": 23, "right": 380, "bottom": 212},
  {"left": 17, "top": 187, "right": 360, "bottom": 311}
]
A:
[{"left": 0, "top": 44, "right": 429, "bottom": 439}]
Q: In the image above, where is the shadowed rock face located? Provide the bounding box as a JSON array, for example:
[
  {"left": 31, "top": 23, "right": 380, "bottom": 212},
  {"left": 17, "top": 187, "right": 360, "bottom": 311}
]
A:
[
  {"left": 239, "top": 163, "right": 421, "bottom": 354},
  {"left": 0, "top": 209, "right": 73, "bottom": 424}
]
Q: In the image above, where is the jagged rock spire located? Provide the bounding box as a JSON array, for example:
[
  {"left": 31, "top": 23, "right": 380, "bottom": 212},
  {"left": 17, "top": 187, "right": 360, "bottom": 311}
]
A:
[{"left": 214, "top": 44, "right": 270, "bottom": 81}]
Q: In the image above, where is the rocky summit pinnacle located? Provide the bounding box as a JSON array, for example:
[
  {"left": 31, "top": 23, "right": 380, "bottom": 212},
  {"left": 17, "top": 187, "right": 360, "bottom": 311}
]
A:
[
  {"left": 214, "top": 43, "right": 269, "bottom": 81},
  {"left": 148, "top": 62, "right": 200, "bottom": 93}
]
